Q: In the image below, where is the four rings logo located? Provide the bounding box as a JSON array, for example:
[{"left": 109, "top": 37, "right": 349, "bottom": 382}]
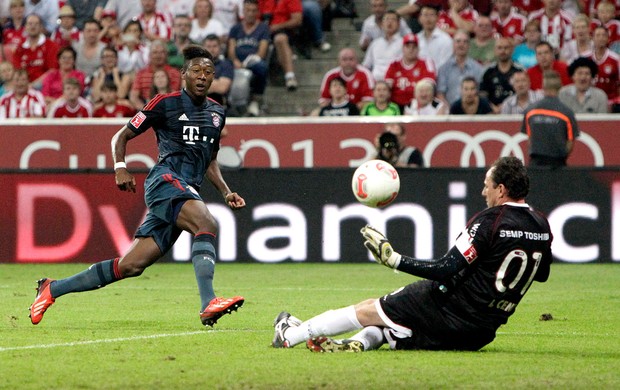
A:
[{"left": 422, "top": 130, "right": 605, "bottom": 167}]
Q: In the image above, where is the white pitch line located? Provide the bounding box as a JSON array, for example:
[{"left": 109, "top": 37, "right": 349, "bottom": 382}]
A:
[{"left": 0, "top": 330, "right": 212, "bottom": 352}]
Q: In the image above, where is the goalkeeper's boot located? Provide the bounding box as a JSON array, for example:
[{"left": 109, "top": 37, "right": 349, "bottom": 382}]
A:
[
  {"left": 200, "top": 296, "right": 244, "bottom": 327},
  {"left": 272, "top": 311, "right": 302, "bottom": 348},
  {"left": 306, "top": 337, "right": 364, "bottom": 353},
  {"left": 29, "top": 278, "right": 56, "bottom": 325}
]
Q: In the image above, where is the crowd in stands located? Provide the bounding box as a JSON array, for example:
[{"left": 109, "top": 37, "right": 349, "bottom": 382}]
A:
[{"left": 0, "top": 0, "right": 619, "bottom": 118}]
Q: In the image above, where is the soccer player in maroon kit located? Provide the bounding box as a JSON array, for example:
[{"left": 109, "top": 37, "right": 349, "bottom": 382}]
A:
[{"left": 273, "top": 157, "right": 553, "bottom": 352}]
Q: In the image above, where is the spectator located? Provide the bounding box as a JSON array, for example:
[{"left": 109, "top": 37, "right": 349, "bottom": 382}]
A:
[
  {"left": 513, "top": 0, "right": 542, "bottom": 14},
  {"left": 262, "top": 0, "right": 303, "bottom": 91},
  {"left": 559, "top": 57, "right": 608, "bottom": 113},
  {"left": 136, "top": 0, "right": 173, "bottom": 43},
  {"left": 117, "top": 21, "right": 149, "bottom": 75},
  {"left": 89, "top": 47, "right": 133, "bottom": 103},
  {"left": 437, "top": 0, "right": 478, "bottom": 36},
  {"left": 560, "top": 14, "right": 594, "bottom": 64},
  {"left": 512, "top": 19, "right": 542, "bottom": 69},
  {"left": 490, "top": 0, "right": 526, "bottom": 43},
  {"left": 298, "top": 0, "right": 332, "bottom": 58},
  {"left": 24, "top": 0, "right": 58, "bottom": 35},
  {"left": 383, "top": 122, "right": 424, "bottom": 167},
  {"left": 416, "top": 5, "right": 453, "bottom": 69},
  {"left": 0, "top": 68, "right": 46, "bottom": 118},
  {"left": 228, "top": 0, "right": 270, "bottom": 115},
  {"left": 500, "top": 70, "right": 543, "bottom": 114},
  {"left": 102, "top": 0, "right": 143, "bottom": 33},
  {"left": 204, "top": 34, "right": 234, "bottom": 108},
  {"left": 480, "top": 37, "right": 522, "bottom": 112},
  {"left": 64, "top": 0, "right": 106, "bottom": 30},
  {"left": 319, "top": 48, "right": 375, "bottom": 109},
  {"left": 0, "top": 61, "right": 16, "bottom": 96},
  {"left": 51, "top": 5, "right": 81, "bottom": 49},
  {"left": 405, "top": 77, "right": 448, "bottom": 115},
  {"left": 396, "top": 0, "right": 448, "bottom": 33},
  {"left": 468, "top": 15, "right": 495, "bottom": 66},
  {"left": 521, "top": 70, "right": 579, "bottom": 168},
  {"left": 47, "top": 77, "right": 93, "bottom": 117},
  {"left": 384, "top": 33, "right": 436, "bottom": 110},
  {"left": 360, "top": 80, "right": 401, "bottom": 115},
  {"left": 93, "top": 81, "right": 136, "bottom": 117},
  {"left": 528, "top": 0, "right": 572, "bottom": 51},
  {"left": 129, "top": 40, "right": 181, "bottom": 110},
  {"left": 156, "top": 0, "right": 195, "bottom": 18},
  {"left": 150, "top": 69, "right": 172, "bottom": 98},
  {"left": 211, "top": 0, "right": 243, "bottom": 34},
  {"left": 360, "top": 0, "right": 411, "bottom": 52},
  {"left": 591, "top": 1, "right": 620, "bottom": 52},
  {"left": 449, "top": 76, "right": 493, "bottom": 114},
  {"left": 190, "top": 0, "right": 227, "bottom": 44},
  {"left": 99, "top": 10, "right": 121, "bottom": 46},
  {"left": 589, "top": 25, "right": 620, "bottom": 103},
  {"left": 41, "top": 46, "right": 86, "bottom": 106},
  {"left": 318, "top": 76, "right": 360, "bottom": 116},
  {"left": 436, "top": 29, "right": 483, "bottom": 105},
  {"left": 13, "top": 14, "right": 58, "bottom": 87},
  {"left": 72, "top": 19, "right": 106, "bottom": 82},
  {"left": 527, "top": 41, "right": 571, "bottom": 91},
  {"left": 1, "top": 0, "right": 27, "bottom": 64},
  {"left": 363, "top": 10, "right": 404, "bottom": 82},
  {"left": 167, "top": 14, "right": 196, "bottom": 69}
]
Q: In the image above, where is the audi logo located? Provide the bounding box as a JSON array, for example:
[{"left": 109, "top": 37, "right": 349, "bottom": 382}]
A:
[{"left": 423, "top": 130, "right": 604, "bottom": 167}]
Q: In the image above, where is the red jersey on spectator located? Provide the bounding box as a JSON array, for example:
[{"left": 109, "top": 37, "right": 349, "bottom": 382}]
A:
[
  {"left": 513, "top": 0, "right": 542, "bottom": 14},
  {"left": 319, "top": 65, "right": 375, "bottom": 106},
  {"left": 2, "top": 22, "right": 25, "bottom": 62},
  {"left": 384, "top": 58, "right": 436, "bottom": 106},
  {"left": 527, "top": 61, "right": 571, "bottom": 91},
  {"left": 260, "top": 0, "right": 302, "bottom": 26},
  {"left": 136, "top": 12, "right": 173, "bottom": 41},
  {"left": 131, "top": 65, "right": 181, "bottom": 103},
  {"left": 589, "top": 49, "right": 620, "bottom": 100},
  {"left": 592, "top": 19, "right": 620, "bottom": 45},
  {"left": 437, "top": 7, "right": 478, "bottom": 35},
  {"left": 47, "top": 96, "right": 93, "bottom": 118},
  {"left": 586, "top": 0, "right": 620, "bottom": 17},
  {"left": 491, "top": 11, "right": 527, "bottom": 42},
  {"left": 50, "top": 26, "right": 81, "bottom": 48},
  {"left": 528, "top": 9, "right": 572, "bottom": 50},
  {"left": 93, "top": 103, "right": 136, "bottom": 118},
  {"left": 41, "top": 69, "right": 87, "bottom": 99},
  {"left": 0, "top": 89, "right": 46, "bottom": 118},
  {"left": 13, "top": 34, "right": 59, "bottom": 82}
]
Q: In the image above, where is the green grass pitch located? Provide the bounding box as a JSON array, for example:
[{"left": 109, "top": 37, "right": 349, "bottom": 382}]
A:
[{"left": 1, "top": 263, "right": 619, "bottom": 389}]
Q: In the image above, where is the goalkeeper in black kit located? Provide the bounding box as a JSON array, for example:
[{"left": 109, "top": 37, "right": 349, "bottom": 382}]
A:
[{"left": 272, "top": 156, "right": 553, "bottom": 352}]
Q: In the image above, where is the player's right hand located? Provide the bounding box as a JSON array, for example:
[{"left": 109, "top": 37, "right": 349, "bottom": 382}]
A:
[
  {"left": 360, "top": 225, "right": 401, "bottom": 269},
  {"left": 115, "top": 169, "right": 136, "bottom": 193}
]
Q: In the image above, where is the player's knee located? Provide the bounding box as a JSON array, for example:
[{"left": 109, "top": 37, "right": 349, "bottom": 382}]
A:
[{"left": 118, "top": 262, "right": 146, "bottom": 278}]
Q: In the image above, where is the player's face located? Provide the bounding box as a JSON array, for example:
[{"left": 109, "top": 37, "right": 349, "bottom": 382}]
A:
[
  {"left": 482, "top": 167, "right": 502, "bottom": 208},
  {"left": 183, "top": 58, "right": 215, "bottom": 100}
]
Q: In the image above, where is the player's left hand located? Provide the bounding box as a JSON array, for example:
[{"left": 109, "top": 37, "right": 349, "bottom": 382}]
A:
[
  {"left": 225, "top": 192, "right": 246, "bottom": 210},
  {"left": 361, "top": 225, "right": 401, "bottom": 269}
]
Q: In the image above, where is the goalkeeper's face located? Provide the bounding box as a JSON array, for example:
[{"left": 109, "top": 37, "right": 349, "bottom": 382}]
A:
[{"left": 482, "top": 167, "right": 503, "bottom": 208}]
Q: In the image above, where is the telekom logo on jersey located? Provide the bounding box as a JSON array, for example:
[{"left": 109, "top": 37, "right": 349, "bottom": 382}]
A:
[{"left": 182, "top": 126, "right": 215, "bottom": 145}]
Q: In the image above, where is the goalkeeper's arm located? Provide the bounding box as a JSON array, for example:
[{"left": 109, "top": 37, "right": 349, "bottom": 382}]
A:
[{"left": 396, "top": 246, "right": 469, "bottom": 280}]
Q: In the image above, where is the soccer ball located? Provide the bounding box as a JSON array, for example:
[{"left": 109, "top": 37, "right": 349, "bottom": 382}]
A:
[{"left": 351, "top": 160, "right": 400, "bottom": 208}]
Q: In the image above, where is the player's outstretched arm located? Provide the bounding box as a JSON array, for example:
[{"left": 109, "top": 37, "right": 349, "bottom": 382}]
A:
[
  {"left": 361, "top": 225, "right": 469, "bottom": 280},
  {"left": 111, "top": 125, "right": 139, "bottom": 192},
  {"left": 205, "top": 155, "right": 246, "bottom": 210}
]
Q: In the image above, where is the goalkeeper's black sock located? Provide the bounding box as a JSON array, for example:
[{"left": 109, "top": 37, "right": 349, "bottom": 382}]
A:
[{"left": 50, "top": 258, "right": 123, "bottom": 298}]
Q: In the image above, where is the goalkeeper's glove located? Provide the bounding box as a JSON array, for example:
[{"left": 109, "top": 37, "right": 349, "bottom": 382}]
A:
[{"left": 360, "top": 225, "right": 401, "bottom": 269}]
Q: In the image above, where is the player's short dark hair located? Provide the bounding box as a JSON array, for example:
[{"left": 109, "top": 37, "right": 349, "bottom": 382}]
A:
[
  {"left": 182, "top": 44, "right": 214, "bottom": 71},
  {"left": 491, "top": 157, "right": 529, "bottom": 200},
  {"left": 568, "top": 57, "right": 598, "bottom": 78}
]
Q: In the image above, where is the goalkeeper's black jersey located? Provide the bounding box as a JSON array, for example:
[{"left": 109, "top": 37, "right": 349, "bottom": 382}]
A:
[{"left": 437, "top": 202, "right": 553, "bottom": 330}]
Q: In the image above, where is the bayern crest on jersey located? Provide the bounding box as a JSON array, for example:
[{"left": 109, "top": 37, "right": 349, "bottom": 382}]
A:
[
  {"left": 212, "top": 112, "right": 221, "bottom": 127},
  {"left": 605, "top": 64, "right": 612, "bottom": 74}
]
